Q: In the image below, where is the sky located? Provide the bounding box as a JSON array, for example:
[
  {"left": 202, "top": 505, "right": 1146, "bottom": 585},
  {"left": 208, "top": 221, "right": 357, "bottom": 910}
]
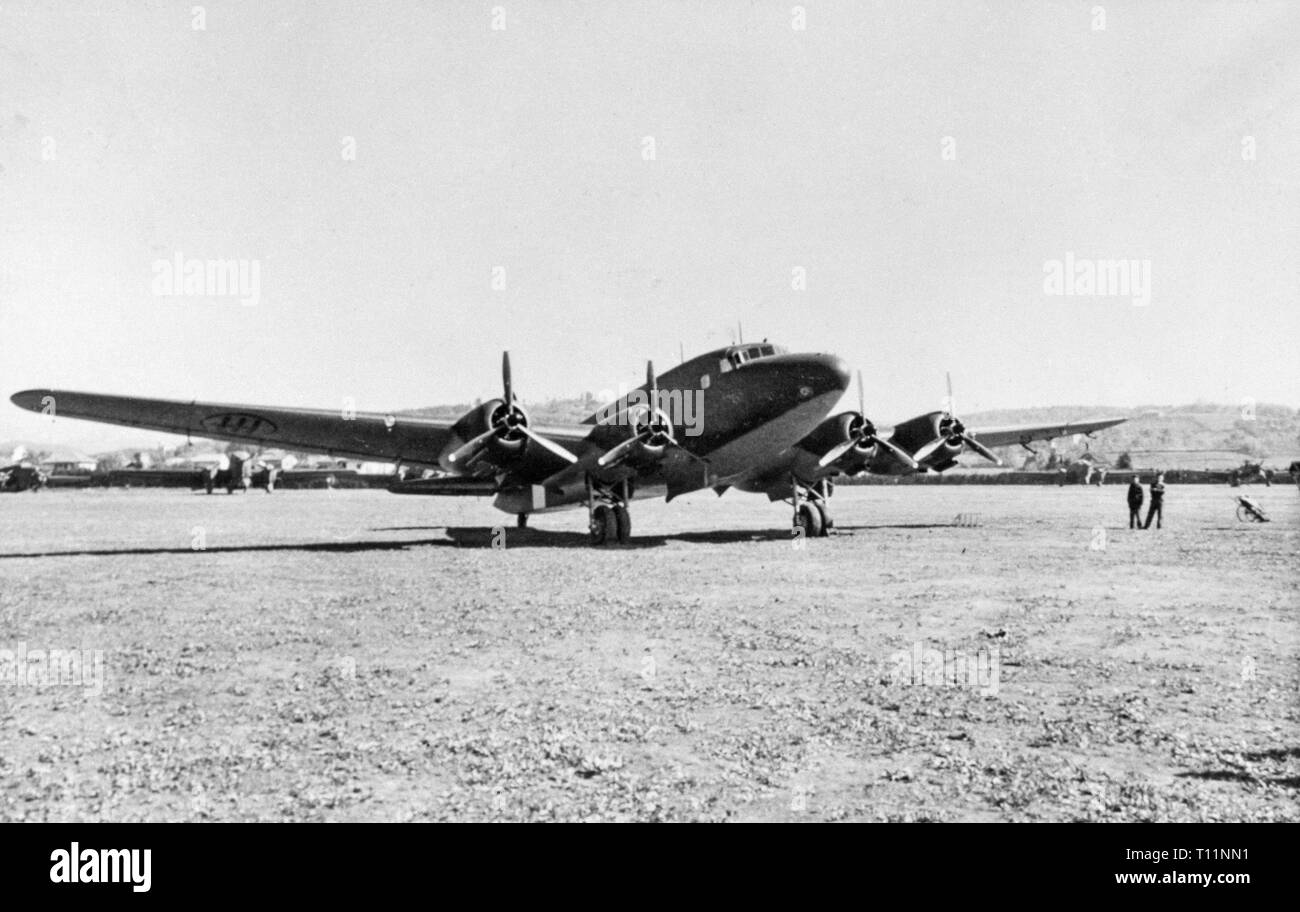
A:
[{"left": 1, "top": 0, "right": 1297, "bottom": 450}]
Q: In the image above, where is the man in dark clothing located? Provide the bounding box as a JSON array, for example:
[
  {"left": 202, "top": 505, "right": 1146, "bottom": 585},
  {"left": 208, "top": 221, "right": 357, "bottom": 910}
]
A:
[
  {"left": 1144, "top": 473, "right": 1166, "bottom": 529},
  {"left": 1127, "top": 476, "right": 1144, "bottom": 529}
]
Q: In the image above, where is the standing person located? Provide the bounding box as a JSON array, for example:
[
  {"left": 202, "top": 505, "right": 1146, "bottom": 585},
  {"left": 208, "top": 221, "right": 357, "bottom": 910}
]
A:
[
  {"left": 1127, "top": 475, "right": 1145, "bottom": 529},
  {"left": 1144, "top": 473, "right": 1166, "bottom": 529}
]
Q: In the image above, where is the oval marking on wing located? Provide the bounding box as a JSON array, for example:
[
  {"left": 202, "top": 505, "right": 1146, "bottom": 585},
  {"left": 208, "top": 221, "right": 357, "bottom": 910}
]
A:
[{"left": 200, "top": 412, "right": 278, "bottom": 437}]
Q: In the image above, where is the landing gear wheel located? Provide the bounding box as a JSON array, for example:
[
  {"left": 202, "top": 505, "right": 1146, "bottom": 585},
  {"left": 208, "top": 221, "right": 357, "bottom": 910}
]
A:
[
  {"left": 613, "top": 506, "right": 631, "bottom": 544},
  {"left": 590, "top": 504, "right": 612, "bottom": 545},
  {"left": 585, "top": 475, "right": 632, "bottom": 547},
  {"left": 796, "top": 502, "right": 823, "bottom": 538},
  {"left": 815, "top": 502, "right": 832, "bottom": 535},
  {"left": 517, "top": 513, "right": 529, "bottom": 529}
]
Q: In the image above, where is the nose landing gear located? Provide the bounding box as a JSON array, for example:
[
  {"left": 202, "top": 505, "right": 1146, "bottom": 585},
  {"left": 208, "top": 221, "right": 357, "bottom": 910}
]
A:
[
  {"left": 587, "top": 476, "right": 632, "bottom": 546},
  {"left": 791, "top": 476, "right": 833, "bottom": 538}
]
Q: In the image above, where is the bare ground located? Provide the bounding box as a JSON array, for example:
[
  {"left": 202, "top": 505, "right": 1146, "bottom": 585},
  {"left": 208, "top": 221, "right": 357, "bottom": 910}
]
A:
[{"left": 0, "top": 484, "right": 1296, "bottom": 822}]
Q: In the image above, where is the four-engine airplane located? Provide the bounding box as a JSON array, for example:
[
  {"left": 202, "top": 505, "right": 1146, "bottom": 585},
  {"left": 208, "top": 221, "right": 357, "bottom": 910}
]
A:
[{"left": 11, "top": 343, "right": 1126, "bottom": 544}]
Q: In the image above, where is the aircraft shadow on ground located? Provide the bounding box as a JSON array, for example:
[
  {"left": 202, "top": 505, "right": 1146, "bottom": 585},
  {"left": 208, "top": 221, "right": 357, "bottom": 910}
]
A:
[
  {"left": 833, "top": 522, "right": 970, "bottom": 531},
  {"left": 0, "top": 525, "right": 799, "bottom": 558},
  {"left": 0, "top": 539, "right": 454, "bottom": 559},
  {"left": 417, "top": 526, "right": 797, "bottom": 548}
]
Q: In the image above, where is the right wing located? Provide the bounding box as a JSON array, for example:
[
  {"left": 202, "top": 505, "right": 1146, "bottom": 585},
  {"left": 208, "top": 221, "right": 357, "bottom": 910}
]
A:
[
  {"left": 964, "top": 416, "right": 1129, "bottom": 450},
  {"left": 11, "top": 388, "right": 459, "bottom": 467}
]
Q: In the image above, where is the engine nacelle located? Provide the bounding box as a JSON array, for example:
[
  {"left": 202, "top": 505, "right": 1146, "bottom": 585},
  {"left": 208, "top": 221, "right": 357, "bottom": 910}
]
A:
[
  {"left": 799, "top": 412, "right": 877, "bottom": 470},
  {"left": 439, "top": 398, "right": 528, "bottom": 472}
]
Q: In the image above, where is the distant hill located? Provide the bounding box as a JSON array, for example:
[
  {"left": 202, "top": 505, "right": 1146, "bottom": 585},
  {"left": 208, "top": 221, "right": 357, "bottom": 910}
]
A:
[
  {"left": 961, "top": 403, "right": 1299, "bottom": 468},
  {"left": 401, "top": 397, "right": 599, "bottom": 425}
]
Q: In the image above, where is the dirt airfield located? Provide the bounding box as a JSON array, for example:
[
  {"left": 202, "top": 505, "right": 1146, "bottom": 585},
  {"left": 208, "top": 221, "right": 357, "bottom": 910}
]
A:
[{"left": 0, "top": 484, "right": 1295, "bottom": 822}]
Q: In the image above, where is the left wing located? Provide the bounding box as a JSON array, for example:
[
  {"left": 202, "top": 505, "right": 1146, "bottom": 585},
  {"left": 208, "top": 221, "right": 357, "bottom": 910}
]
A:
[
  {"left": 12, "top": 387, "right": 603, "bottom": 479},
  {"left": 963, "top": 416, "right": 1128, "bottom": 450},
  {"left": 12, "top": 388, "right": 458, "bottom": 466}
]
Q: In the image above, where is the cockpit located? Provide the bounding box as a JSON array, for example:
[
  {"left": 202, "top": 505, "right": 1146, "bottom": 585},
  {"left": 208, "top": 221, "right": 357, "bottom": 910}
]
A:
[{"left": 720, "top": 343, "right": 788, "bottom": 372}]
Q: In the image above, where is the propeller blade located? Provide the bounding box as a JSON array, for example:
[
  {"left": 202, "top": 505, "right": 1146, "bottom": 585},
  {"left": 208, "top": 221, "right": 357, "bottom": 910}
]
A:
[
  {"left": 646, "top": 359, "right": 659, "bottom": 418},
  {"left": 877, "top": 438, "right": 920, "bottom": 470},
  {"left": 596, "top": 434, "right": 645, "bottom": 468},
  {"left": 502, "top": 351, "right": 513, "bottom": 406},
  {"left": 945, "top": 371, "right": 954, "bottom": 415},
  {"left": 817, "top": 438, "right": 859, "bottom": 469},
  {"left": 962, "top": 434, "right": 1002, "bottom": 466},
  {"left": 446, "top": 427, "right": 498, "bottom": 466},
  {"left": 856, "top": 370, "right": 865, "bottom": 417},
  {"left": 518, "top": 426, "right": 580, "bottom": 464}
]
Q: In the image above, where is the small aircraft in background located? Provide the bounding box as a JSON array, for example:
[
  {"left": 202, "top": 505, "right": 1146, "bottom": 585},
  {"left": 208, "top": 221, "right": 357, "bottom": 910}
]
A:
[
  {"left": 199, "top": 451, "right": 279, "bottom": 494},
  {"left": 11, "top": 343, "right": 1126, "bottom": 544},
  {"left": 0, "top": 445, "right": 48, "bottom": 493}
]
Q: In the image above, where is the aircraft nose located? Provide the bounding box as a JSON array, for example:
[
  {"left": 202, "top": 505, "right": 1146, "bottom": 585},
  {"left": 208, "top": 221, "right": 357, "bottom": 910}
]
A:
[{"left": 807, "top": 354, "right": 851, "bottom": 397}]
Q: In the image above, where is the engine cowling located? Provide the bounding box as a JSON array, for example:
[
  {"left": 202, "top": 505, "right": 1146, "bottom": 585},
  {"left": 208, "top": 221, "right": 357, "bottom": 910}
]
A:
[
  {"left": 439, "top": 398, "right": 527, "bottom": 472},
  {"left": 801, "top": 412, "right": 877, "bottom": 470}
]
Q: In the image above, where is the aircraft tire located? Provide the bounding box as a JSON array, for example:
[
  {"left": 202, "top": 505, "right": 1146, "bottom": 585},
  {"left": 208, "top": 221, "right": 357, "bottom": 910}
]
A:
[
  {"left": 590, "top": 505, "right": 612, "bottom": 546},
  {"left": 796, "top": 503, "right": 823, "bottom": 539},
  {"left": 815, "top": 502, "right": 832, "bottom": 535},
  {"left": 613, "top": 506, "right": 631, "bottom": 544}
]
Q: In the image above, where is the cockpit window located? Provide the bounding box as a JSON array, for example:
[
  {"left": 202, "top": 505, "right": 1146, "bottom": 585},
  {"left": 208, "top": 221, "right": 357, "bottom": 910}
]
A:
[{"left": 726, "top": 343, "right": 782, "bottom": 368}]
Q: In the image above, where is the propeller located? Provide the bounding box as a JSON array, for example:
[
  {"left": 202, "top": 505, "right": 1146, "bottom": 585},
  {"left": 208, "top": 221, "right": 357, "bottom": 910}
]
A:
[
  {"left": 447, "top": 352, "right": 578, "bottom": 467},
  {"left": 817, "top": 371, "right": 919, "bottom": 470},
  {"left": 911, "top": 372, "right": 1001, "bottom": 466},
  {"left": 597, "top": 360, "right": 709, "bottom": 469}
]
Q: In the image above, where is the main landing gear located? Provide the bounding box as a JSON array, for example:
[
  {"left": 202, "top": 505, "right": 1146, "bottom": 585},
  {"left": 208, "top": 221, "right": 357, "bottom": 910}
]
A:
[
  {"left": 586, "top": 475, "right": 632, "bottom": 546},
  {"left": 791, "top": 476, "right": 833, "bottom": 538}
]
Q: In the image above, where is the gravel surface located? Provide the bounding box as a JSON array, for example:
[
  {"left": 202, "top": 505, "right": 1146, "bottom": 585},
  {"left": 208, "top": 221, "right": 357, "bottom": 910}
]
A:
[{"left": 1, "top": 484, "right": 1295, "bottom": 821}]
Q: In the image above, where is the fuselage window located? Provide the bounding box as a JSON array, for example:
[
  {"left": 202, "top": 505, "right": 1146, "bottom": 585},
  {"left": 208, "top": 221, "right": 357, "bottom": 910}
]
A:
[{"left": 700, "top": 374, "right": 711, "bottom": 389}]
